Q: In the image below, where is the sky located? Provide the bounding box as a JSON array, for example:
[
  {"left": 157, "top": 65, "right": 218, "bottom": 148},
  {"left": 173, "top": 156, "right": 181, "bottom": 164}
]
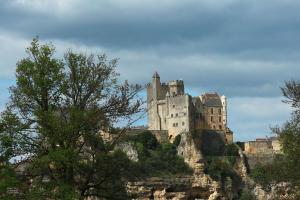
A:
[{"left": 0, "top": 0, "right": 299, "bottom": 141}]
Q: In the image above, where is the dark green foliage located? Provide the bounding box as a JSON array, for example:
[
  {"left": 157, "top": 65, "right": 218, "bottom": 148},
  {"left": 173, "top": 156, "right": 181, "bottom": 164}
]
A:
[
  {"left": 128, "top": 131, "right": 192, "bottom": 177},
  {"left": 251, "top": 165, "right": 269, "bottom": 189},
  {"left": 249, "top": 80, "right": 300, "bottom": 195},
  {"left": 128, "top": 131, "right": 158, "bottom": 150},
  {"left": 173, "top": 134, "right": 181, "bottom": 147},
  {"left": 205, "top": 156, "right": 235, "bottom": 181},
  {"left": 0, "top": 38, "right": 143, "bottom": 199},
  {"left": 239, "top": 188, "right": 256, "bottom": 200},
  {"left": 0, "top": 164, "right": 22, "bottom": 199},
  {"left": 224, "top": 143, "right": 239, "bottom": 157},
  {"left": 205, "top": 144, "right": 239, "bottom": 181}
]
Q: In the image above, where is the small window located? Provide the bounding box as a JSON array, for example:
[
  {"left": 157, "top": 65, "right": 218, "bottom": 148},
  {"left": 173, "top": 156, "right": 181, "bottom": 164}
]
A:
[
  {"left": 176, "top": 113, "right": 178, "bottom": 117},
  {"left": 171, "top": 114, "right": 173, "bottom": 118},
  {"left": 182, "top": 122, "right": 185, "bottom": 126},
  {"left": 173, "top": 123, "right": 176, "bottom": 127},
  {"left": 176, "top": 123, "right": 178, "bottom": 127},
  {"left": 183, "top": 112, "right": 186, "bottom": 116},
  {"left": 219, "top": 125, "right": 222, "bottom": 130},
  {"left": 219, "top": 116, "right": 222, "bottom": 122},
  {"left": 173, "top": 105, "right": 175, "bottom": 108},
  {"left": 211, "top": 108, "right": 214, "bottom": 114},
  {"left": 211, "top": 116, "right": 214, "bottom": 122},
  {"left": 218, "top": 108, "right": 221, "bottom": 114},
  {"left": 213, "top": 125, "right": 216, "bottom": 129}
]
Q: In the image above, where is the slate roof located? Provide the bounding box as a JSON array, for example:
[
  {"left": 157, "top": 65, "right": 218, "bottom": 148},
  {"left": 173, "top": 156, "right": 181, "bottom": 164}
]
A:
[{"left": 202, "top": 93, "right": 222, "bottom": 107}]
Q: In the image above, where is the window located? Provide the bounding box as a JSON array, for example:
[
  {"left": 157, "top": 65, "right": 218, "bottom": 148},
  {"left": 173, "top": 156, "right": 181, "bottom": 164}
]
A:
[
  {"left": 173, "top": 123, "right": 176, "bottom": 127},
  {"left": 218, "top": 108, "right": 221, "bottom": 114},
  {"left": 176, "top": 123, "right": 178, "bottom": 127},
  {"left": 171, "top": 114, "right": 173, "bottom": 118},
  {"left": 176, "top": 113, "right": 178, "bottom": 117},
  {"left": 182, "top": 122, "right": 185, "bottom": 126},
  {"left": 219, "top": 116, "right": 222, "bottom": 123},
  {"left": 173, "top": 105, "right": 175, "bottom": 108},
  {"left": 219, "top": 125, "right": 222, "bottom": 130},
  {"left": 211, "top": 116, "right": 214, "bottom": 122},
  {"left": 211, "top": 108, "right": 214, "bottom": 114},
  {"left": 183, "top": 112, "right": 186, "bottom": 116},
  {"left": 213, "top": 125, "right": 216, "bottom": 129}
]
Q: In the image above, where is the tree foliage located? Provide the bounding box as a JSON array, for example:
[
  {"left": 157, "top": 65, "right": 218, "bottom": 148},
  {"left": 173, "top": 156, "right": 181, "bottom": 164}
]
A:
[
  {"left": 127, "top": 131, "right": 192, "bottom": 177},
  {"left": 251, "top": 80, "right": 300, "bottom": 194},
  {"left": 0, "top": 38, "right": 143, "bottom": 199}
]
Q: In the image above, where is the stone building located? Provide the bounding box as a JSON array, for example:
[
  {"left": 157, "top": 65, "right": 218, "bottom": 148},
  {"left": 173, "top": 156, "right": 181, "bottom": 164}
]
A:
[{"left": 147, "top": 72, "right": 233, "bottom": 143}]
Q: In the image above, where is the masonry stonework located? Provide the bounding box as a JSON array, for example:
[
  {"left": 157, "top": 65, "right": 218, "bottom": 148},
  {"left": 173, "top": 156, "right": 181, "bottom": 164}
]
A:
[{"left": 147, "top": 72, "right": 233, "bottom": 143}]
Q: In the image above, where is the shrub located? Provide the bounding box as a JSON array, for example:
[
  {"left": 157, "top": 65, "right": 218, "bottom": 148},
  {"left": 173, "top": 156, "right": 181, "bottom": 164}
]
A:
[{"left": 127, "top": 131, "right": 192, "bottom": 177}]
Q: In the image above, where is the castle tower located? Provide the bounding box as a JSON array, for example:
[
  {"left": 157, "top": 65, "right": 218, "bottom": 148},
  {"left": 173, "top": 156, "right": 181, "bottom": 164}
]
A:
[
  {"left": 168, "top": 80, "right": 184, "bottom": 96},
  {"left": 152, "top": 72, "right": 161, "bottom": 100},
  {"left": 221, "top": 95, "right": 227, "bottom": 127}
]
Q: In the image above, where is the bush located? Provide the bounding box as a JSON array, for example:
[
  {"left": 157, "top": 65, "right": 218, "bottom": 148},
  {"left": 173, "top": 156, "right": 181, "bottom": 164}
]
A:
[
  {"left": 224, "top": 144, "right": 239, "bottom": 157},
  {"left": 239, "top": 189, "right": 256, "bottom": 200},
  {"left": 205, "top": 156, "right": 237, "bottom": 181},
  {"left": 173, "top": 134, "right": 181, "bottom": 147},
  {"left": 127, "top": 131, "right": 192, "bottom": 177}
]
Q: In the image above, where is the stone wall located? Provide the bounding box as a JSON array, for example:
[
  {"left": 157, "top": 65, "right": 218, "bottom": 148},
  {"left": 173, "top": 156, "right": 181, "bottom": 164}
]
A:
[{"left": 149, "top": 130, "right": 169, "bottom": 143}]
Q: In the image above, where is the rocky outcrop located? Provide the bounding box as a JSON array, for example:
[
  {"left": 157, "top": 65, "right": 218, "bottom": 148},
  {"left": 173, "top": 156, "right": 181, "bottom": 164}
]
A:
[
  {"left": 115, "top": 142, "right": 139, "bottom": 162},
  {"left": 126, "top": 130, "right": 230, "bottom": 199},
  {"left": 177, "top": 131, "right": 203, "bottom": 170},
  {"left": 126, "top": 175, "right": 225, "bottom": 200},
  {"left": 253, "top": 182, "right": 297, "bottom": 200}
]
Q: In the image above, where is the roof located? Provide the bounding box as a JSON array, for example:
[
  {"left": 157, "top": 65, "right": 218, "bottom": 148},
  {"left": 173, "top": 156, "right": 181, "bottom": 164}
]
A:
[
  {"left": 152, "top": 71, "right": 160, "bottom": 78},
  {"left": 202, "top": 93, "right": 222, "bottom": 107}
]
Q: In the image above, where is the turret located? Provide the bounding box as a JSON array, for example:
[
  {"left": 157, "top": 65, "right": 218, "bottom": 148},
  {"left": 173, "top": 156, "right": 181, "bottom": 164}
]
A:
[
  {"left": 152, "top": 72, "right": 161, "bottom": 100},
  {"left": 168, "top": 80, "right": 184, "bottom": 96},
  {"left": 221, "top": 95, "right": 227, "bottom": 127}
]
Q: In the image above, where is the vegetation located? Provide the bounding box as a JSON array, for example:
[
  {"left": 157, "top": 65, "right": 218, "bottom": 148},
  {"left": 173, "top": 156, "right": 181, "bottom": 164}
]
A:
[
  {"left": 205, "top": 143, "right": 239, "bottom": 181},
  {"left": 250, "top": 80, "right": 300, "bottom": 195},
  {"left": 239, "top": 188, "right": 256, "bottom": 200},
  {"left": 126, "top": 131, "right": 192, "bottom": 177},
  {"left": 0, "top": 38, "right": 143, "bottom": 199}
]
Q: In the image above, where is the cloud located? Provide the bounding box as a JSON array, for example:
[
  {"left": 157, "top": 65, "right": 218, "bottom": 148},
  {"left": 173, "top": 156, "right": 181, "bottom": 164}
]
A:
[
  {"left": 0, "top": 0, "right": 298, "bottom": 141},
  {"left": 228, "top": 97, "right": 292, "bottom": 141}
]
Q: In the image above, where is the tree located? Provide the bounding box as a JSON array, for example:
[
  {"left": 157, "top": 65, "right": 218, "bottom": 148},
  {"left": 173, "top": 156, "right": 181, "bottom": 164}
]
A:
[
  {"left": 251, "top": 80, "right": 300, "bottom": 195},
  {"left": 0, "top": 38, "right": 143, "bottom": 199}
]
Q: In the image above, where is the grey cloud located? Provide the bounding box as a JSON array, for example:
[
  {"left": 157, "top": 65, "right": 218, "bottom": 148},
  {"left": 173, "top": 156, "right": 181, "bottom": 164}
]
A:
[{"left": 1, "top": 0, "right": 300, "bottom": 60}]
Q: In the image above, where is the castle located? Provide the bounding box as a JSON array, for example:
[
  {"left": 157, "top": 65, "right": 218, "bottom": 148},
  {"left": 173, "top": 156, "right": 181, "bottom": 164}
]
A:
[{"left": 147, "top": 72, "right": 233, "bottom": 143}]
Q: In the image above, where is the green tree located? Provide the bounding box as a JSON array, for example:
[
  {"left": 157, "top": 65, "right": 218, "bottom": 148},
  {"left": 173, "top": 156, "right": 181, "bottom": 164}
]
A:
[
  {"left": 251, "top": 80, "right": 300, "bottom": 195},
  {"left": 0, "top": 38, "right": 143, "bottom": 199}
]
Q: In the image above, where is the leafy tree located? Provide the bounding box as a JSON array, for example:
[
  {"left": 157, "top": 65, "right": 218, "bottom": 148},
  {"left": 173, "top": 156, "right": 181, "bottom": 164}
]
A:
[
  {"left": 0, "top": 38, "right": 143, "bottom": 199},
  {"left": 251, "top": 80, "right": 300, "bottom": 195},
  {"left": 126, "top": 131, "right": 192, "bottom": 177}
]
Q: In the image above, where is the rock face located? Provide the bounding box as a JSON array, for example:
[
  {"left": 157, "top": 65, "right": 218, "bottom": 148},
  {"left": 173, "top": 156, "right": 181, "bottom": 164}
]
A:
[
  {"left": 126, "top": 132, "right": 232, "bottom": 200},
  {"left": 177, "top": 132, "right": 203, "bottom": 170},
  {"left": 253, "top": 182, "right": 297, "bottom": 200},
  {"left": 127, "top": 176, "right": 223, "bottom": 200},
  {"left": 115, "top": 142, "right": 139, "bottom": 162}
]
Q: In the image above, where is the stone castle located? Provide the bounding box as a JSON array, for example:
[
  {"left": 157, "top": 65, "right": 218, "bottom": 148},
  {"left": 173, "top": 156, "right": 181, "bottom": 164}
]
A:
[{"left": 147, "top": 72, "right": 233, "bottom": 143}]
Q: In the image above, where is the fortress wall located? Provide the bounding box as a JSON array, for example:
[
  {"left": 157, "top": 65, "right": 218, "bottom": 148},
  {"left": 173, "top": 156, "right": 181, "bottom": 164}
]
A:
[
  {"left": 245, "top": 153, "right": 276, "bottom": 171},
  {"left": 244, "top": 141, "right": 273, "bottom": 154},
  {"left": 167, "top": 95, "right": 192, "bottom": 140},
  {"left": 149, "top": 130, "right": 169, "bottom": 143}
]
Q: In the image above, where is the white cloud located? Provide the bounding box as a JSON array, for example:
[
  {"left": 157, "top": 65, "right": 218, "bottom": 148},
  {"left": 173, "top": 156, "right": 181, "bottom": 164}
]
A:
[
  {"left": 0, "top": 32, "right": 29, "bottom": 78},
  {"left": 228, "top": 97, "right": 292, "bottom": 141}
]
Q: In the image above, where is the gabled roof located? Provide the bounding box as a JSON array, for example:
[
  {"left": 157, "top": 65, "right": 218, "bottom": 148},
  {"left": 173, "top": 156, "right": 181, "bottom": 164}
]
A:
[{"left": 201, "top": 93, "right": 222, "bottom": 107}]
